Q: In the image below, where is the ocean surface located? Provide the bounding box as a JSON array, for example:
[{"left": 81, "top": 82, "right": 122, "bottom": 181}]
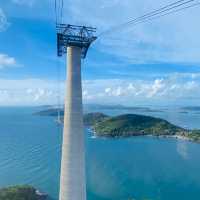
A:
[{"left": 0, "top": 106, "right": 200, "bottom": 200}]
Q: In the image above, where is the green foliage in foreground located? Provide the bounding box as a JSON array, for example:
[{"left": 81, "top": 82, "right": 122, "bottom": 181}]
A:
[
  {"left": 93, "top": 114, "right": 185, "bottom": 137},
  {"left": 0, "top": 185, "right": 41, "bottom": 200}
]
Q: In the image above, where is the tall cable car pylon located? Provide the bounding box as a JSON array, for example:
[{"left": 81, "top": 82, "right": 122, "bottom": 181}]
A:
[{"left": 56, "top": 24, "right": 97, "bottom": 200}]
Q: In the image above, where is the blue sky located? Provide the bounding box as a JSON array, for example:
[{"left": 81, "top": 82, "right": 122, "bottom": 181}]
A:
[{"left": 0, "top": 0, "right": 200, "bottom": 106}]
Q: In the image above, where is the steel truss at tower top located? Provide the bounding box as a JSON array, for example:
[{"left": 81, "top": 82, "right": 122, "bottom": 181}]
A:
[{"left": 56, "top": 24, "right": 97, "bottom": 58}]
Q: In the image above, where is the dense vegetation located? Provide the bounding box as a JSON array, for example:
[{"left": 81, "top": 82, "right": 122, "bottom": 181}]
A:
[
  {"left": 93, "top": 114, "right": 184, "bottom": 137},
  {"left": 83, "top": 112, "right": 109, "bottom": 126},
  {"left": 89, "top": 113, "right": 200, "bottom": 141},
  {"left": 0, "top": 185, "right": 47, "bottom": 200}
]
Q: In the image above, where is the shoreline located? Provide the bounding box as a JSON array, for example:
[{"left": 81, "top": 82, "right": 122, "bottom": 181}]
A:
[{"left": 90, "top": 129, "right": 199, "bottom": 143}]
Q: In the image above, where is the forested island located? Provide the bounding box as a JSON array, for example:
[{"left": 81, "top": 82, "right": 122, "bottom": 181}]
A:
[
  {"left": 35, "top": 109, "right": 200, "bottom": 142},
  {"left": 0, "top": 185, "right": 47, "bottom": 200},
  {"left": 85, "top": 113, "right": 200, "bottom": 142}
]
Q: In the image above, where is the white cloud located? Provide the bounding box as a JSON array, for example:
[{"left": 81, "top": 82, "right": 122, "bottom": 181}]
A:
[
  {"left": 147, "top": 79, "right": 165, "bottom": 98},
  {"left": 0, "top": 8, "right": 9, "bottom": 31},
  {"left": 105, "top": 86, "right": 124, "bottom": 97},
  {"left": 0, "top": 73, "right": 199, "bottom": 106},
  {"left": 83, "top": 90, "right": 94, "bottom": 100},
  {"left": 105, "top": 88, "right": 111, "bottom": 94},
  {"left": 0, "top": 54, "right": 18, "bottom": 69},
  {"left": 0, "top": 79, "right": 65, "bottom": 106},
  {"left": 82, "top": 73, "right": 200, "bottom": 105}
]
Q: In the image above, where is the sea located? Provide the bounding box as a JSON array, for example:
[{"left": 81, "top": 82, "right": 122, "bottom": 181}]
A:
[{"left": 0, "top": 106, "right": 200, "bottom": 200}]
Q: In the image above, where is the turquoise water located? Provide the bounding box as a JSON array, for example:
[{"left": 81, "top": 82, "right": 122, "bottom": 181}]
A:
[{"left": 0, "top": 107, "right": 200, "bottom": 200}]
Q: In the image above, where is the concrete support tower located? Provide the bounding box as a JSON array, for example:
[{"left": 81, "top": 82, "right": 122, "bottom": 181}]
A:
[
  {"left": 59, "top": 46, "right": 84, "bottom": 200},
  {"left": 56, "top": 24, "right": 97, "bottom": 200}
]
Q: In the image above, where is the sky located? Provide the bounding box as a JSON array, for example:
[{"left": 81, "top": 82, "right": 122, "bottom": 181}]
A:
[{"left": 0, "top": 0, "right": 200, "bottom": 106}]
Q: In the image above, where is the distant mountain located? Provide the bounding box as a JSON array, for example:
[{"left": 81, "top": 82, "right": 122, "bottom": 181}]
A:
[
  {"left": 34, "top": 104, "right": 164, "bottom": 116},
  {"left": 35, "top": 110, "right": 108, "bottom": 126},
  {"left": 84, "top": 104, "right": 164, "bottom": 113},
  {"left": 34, "top": 108, "right": 64, "bottom": 117},
  {"left": 181, "top": 106, "right": 200, "bottom": 111}
]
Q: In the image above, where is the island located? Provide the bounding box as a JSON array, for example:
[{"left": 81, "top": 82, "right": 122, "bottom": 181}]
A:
[
  {"left": 85, "top": 113, "right": 200, "bottom": 142},
  {"left": 0, "top": 185, "right": 48, "bottom": 200},
  {"left": 34, "top": 109, "right": 200, "bottom": 142},
  {"left": 34, "top": 108, "right": 64, "bottom": 117},
  {"left": 180, "top": 106, "right": 200, "bottom": 114},
  {"left": 34, "top": 104, "right": 164, "bottom": 115},
  {"left": 181, "top": 106, "right": 200, "bottom": 111},
  {"left": 93, "top": 114, "right": 183, "bottom": 137},
  {"left": 89, "top": 113, "right": 200, "bottom": 141}
]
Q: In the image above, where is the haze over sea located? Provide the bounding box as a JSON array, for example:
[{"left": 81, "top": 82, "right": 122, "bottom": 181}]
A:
[{"left": 0, "top": 106, "right": 200, "bottom": 200}]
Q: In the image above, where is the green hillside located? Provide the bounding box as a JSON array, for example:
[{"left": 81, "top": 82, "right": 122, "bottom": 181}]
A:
[
  {"left": 83, "top": 112, "right": 109, "bottom": 126},
  {"left": 93, "top": 114, "right": 184, "bottom": 137}
]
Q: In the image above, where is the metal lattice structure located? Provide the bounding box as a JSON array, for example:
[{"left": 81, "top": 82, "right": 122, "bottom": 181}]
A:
[{"left": 56, "top": 24, "right": 97, "bottom": 58}]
